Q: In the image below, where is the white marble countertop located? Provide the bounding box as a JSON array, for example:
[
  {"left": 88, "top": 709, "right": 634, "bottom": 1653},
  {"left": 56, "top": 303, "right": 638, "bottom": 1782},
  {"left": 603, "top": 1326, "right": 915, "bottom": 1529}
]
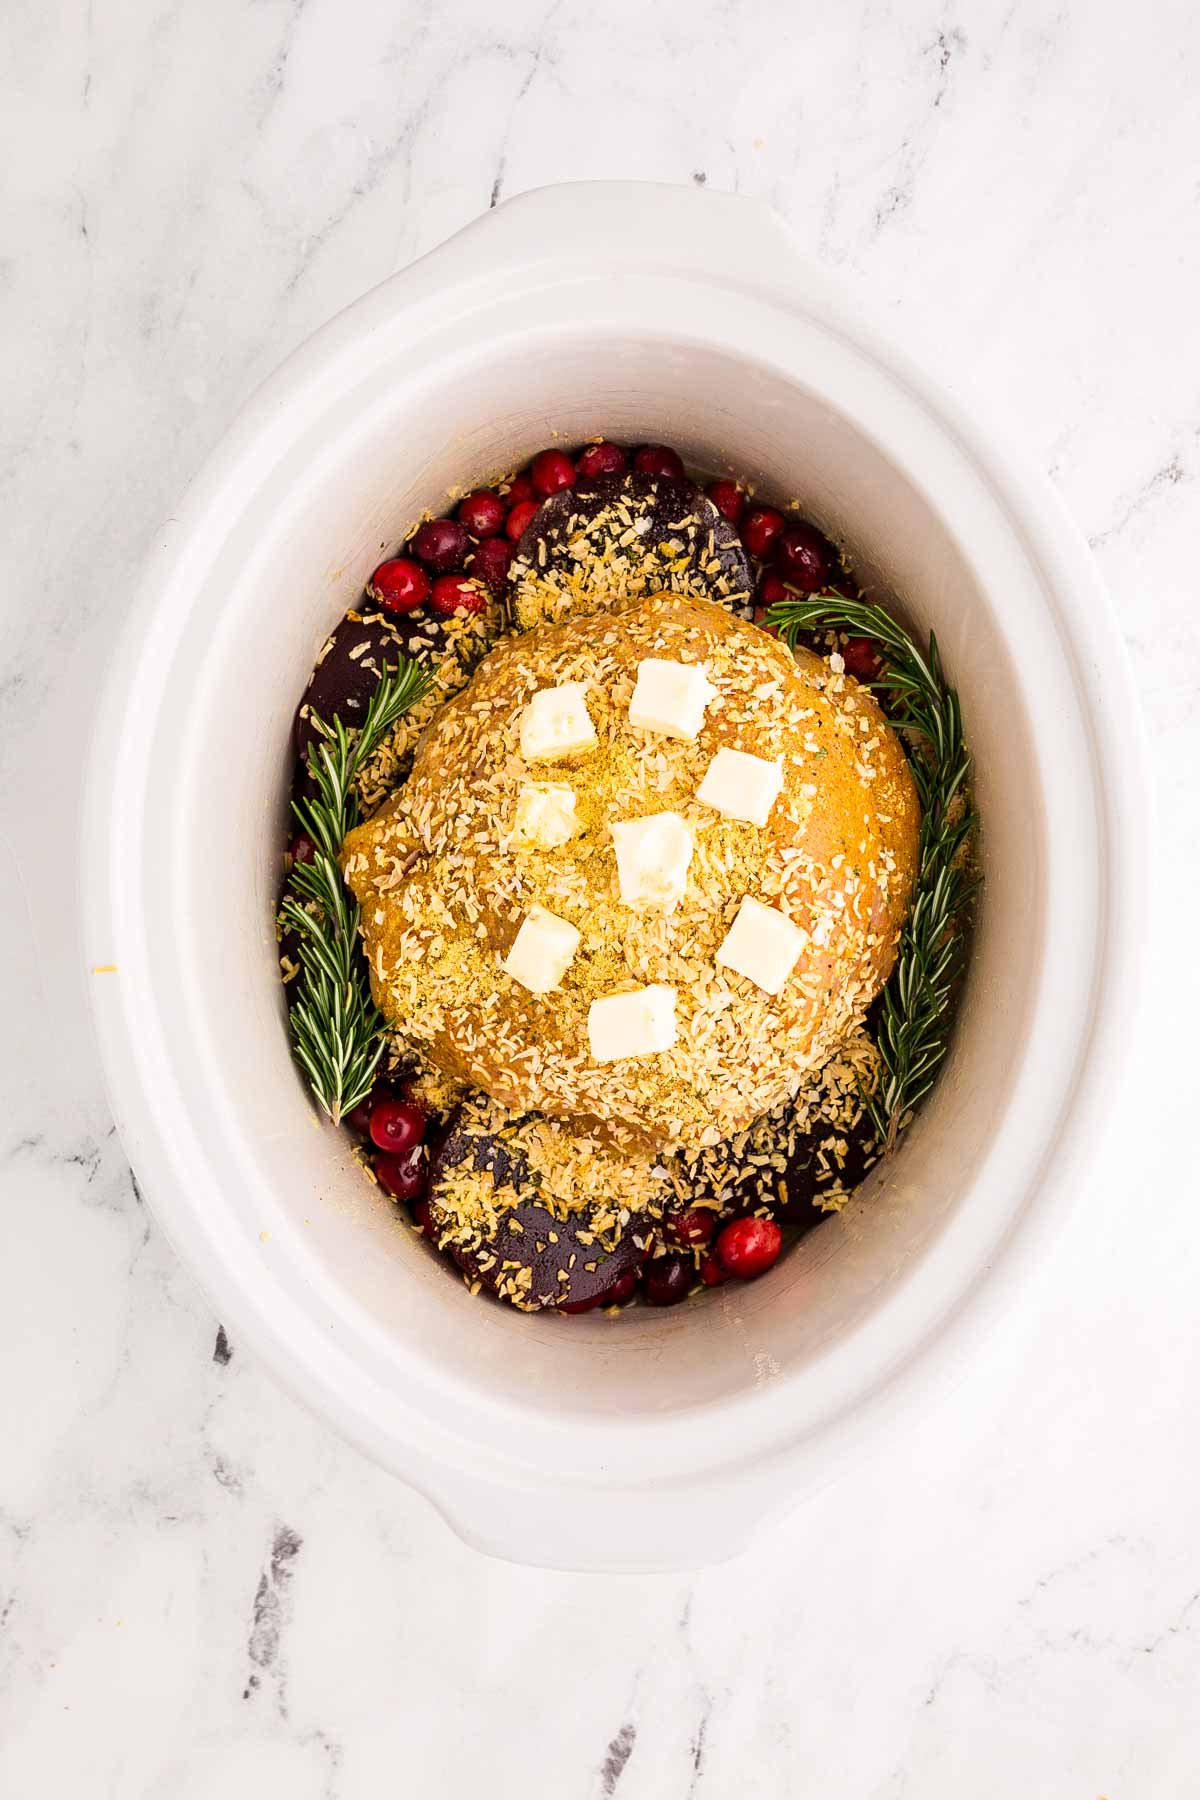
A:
[{"left": 3, "top": 2, "right": 1198, "bottom": 1793}]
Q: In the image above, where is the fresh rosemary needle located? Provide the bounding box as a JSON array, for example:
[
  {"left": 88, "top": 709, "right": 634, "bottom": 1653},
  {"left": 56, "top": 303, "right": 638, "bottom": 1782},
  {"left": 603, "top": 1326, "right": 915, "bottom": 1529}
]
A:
[
  {"left": 280, "top": 657, "right": 431, "bottom": 1125},
  {"left": 767, "top": 588, "right": 977, "bottom": 1153}
]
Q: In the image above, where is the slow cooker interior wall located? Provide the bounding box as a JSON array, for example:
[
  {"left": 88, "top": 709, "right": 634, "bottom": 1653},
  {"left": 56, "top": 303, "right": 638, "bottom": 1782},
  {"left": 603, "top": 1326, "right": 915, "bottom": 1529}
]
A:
[{"left": 177, "top": 331, "right": 1039, "bottom": 1419}]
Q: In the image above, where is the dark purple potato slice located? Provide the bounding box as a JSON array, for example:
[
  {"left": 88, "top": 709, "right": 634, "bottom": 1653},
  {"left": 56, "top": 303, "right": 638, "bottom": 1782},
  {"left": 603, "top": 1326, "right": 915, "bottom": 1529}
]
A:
[
  {"left": 427, "top": 1107, "right": 649, "bottom": 1311},
  {"left": 513, "top": 472, "right": 754, "bottom": 617}
]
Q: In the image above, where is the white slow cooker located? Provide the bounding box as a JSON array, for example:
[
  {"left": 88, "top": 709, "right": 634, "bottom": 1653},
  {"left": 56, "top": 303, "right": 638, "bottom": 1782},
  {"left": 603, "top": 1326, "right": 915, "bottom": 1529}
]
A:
[{"left": 83, "top": 182, "right": 1148, "bottom": 1570}]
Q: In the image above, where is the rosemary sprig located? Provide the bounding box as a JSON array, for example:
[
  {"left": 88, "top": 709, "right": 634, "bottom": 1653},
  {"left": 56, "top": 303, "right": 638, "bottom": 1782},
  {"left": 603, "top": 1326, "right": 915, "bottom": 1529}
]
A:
[
  {"left": 767, "top": 589, "right": 976, "bottom": 1153},
  {"left": 281, "top": 658, "right": 431, "bottom": 1124}
]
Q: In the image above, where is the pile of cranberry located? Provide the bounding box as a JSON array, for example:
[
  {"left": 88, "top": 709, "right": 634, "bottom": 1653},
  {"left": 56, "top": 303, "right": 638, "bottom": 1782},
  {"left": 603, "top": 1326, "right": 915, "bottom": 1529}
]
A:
[
  {"left": 338, "top": 437, "right": 887, "bottom": 1311},
  {"left": 361, "top": 438, "right": 881, "bottom": 684}
]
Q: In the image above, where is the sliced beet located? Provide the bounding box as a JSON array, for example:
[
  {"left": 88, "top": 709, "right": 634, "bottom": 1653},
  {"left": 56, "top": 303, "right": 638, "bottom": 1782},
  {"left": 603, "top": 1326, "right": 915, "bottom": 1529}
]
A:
[
  {"left": 772, "top": 1115, "right": 880, "bottom": 1223},
  {"left": 291, "top": 603, "right": 496, "bottom": 810},
  {"left": 768, "top": 1111, "right": 880, "bottom": 1232},
  {"left": 295, "top": 608, "right": 463, "bottom": 762},
  {"left": 511, "top": 471, "right": 754, "bottom": 620},
  {"left": 427, "top": 1107, "right": 650, "bottom": 1311},
  {"left": 431, "top": 1105, "right": 528, "bottom": 1190},
  {"left": 678, "top": 1106, "right": 880, "bottom": 1238}
]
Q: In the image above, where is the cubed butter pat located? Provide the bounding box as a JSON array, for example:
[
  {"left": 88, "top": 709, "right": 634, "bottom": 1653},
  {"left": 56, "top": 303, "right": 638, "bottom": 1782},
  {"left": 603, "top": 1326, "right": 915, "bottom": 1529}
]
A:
[
  {"left": 697, "top": 747, "right": 783, "bottom": 827},
  {"left": 503, "top": 904, "right": 581, "bottom": 994},
  {"left": 628, "top": 658, "right": 717, "bottom": 740},
  {"left": 519, "top": 682, "right": 597, "bottom": 762},
  {"left": 588, "top": 985, "right": 678, "bottom": 1063},
  {"left": 513, "top": 782, "right": 577, "bottom": 848},
  {"left": 716, "top": 896, "right": 805, "bottom": 995},
  {"left": 611, "top": 812, "right": 693, "bottom": 911}
]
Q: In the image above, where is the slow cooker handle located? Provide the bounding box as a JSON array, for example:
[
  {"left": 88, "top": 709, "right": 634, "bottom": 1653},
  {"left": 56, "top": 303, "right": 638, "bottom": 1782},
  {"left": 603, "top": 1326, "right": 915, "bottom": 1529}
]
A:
[
  {"left": 421, "top": 1458, "right": 801, "bottom": 1575},
  {"left": 394, "top": 178, "right": 840, "bottom": 310}
]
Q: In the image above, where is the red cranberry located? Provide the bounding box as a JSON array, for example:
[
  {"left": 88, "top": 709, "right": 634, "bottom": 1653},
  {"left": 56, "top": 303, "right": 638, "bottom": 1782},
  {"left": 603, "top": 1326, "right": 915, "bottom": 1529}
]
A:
[
  {"left": 368, "top": 1096, "right": 426, "bottom": 1155},
  {"left": 457, "top": 490, "right": 506, "bottom": 539},
  {"left": 754, "top": 572, "right": 789, "bottom": 635},
  {"left": 842, "top": 637, "right": 882, "bottom": 681},
  {"left": 367, "top": 557, "right": 431, "bottom": 615},
  {"left": 741, "top": 506, "right": 786, "bottom": 560},
  {"left": 470, "top": 536, "right": 513, "bottom": 593},
  {"left": 667, "top": 1208, "right": 716, "bottom": 1246},
  {"left": 564, "top": 1274, "right": 647, "bottom": 1317},
  {"left": 705, "top": 480, "right": 744, "bottom": 526},
  {"left": 558, "top": 1267, "right": 641, "bottom": 1315},
  {"left": 289, "top": 832, "right": 317, "bottom": 866},
  {"left": 642, "top": 1253, "right": 692, "bottom": 1307},
  {"left": 602, "top": 1268, "right": 640, "bottom": 1305},
  {"left": 698, "top": 1255, "right": 728, "bottom": 1287},
  {"left": 634, "top": 444, "right": 686, "bottom": 481},
  {"left": 531, "top": 448, "right": 576, "bottom": 498},
  {"left": 504, "top": 473, "right": 535, "bottom": 506},
  {"left": 716, "top": 1215, "right": 783, "bottom": 1280},
  {"left": 506, "top": 499, "right": 541, "bottom": 542},
  {"left": 412, "top": 517, "right": 469, "bottom": 573},
  {"left": 775, "top": 521, "right": 835, "bottom": 592},
  {"left": 412, "top": 1196, "right": 435, "bottom": 1236},
  {"left": 577, "top": 441, "right": 627, "bottom": 479},
  {"left": 344, "top": 1093, "right": 376, "bottom": 1136},
  {"left": 375, "top": 1148, "right": 427, "bottom": 1204},
  {"left": 430, "top": 574, "right": 486, "bottom": 617}
]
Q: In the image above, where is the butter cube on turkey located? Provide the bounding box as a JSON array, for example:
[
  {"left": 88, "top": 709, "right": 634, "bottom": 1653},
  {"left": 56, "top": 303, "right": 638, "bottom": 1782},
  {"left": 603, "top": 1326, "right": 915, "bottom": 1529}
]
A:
[
  {"left": 697, "top": 747, "right": 783, "bottom": 827},
  {"left": 716, "top": 896, "right": 805, "bottom": 996},
  {"left": 503, "top": 905, "right": 581, "bottom": 994},
  {"left": 513, "top": 781, "right": 577, "bottom": 848},
  {"left": 519, "top": 682, "right": 597, "bottom": 761},
  {"left": 588, "top": 985, "right": 678, "bottom": 1063},
  {"left": 627, "top": 658, "right": 718, "bottom": 740},
  {"left": 611, "top": 812, "right": 693, "bottom": 911}
]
